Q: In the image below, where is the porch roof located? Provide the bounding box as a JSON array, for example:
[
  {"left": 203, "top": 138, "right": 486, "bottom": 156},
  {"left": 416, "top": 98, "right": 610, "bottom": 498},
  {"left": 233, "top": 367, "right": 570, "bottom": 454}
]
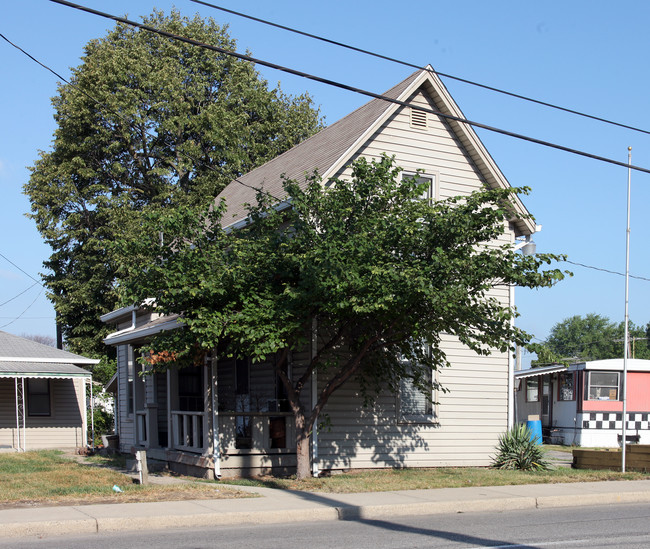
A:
[
  {"left": 0, "top": 361, "right": 91, "bottom": 379},
  {"left": 514, "top": 365, "right": 567, "bottom": 379},
  {"left": 103, "top": 314, "right": 183, "bottom": 345}
]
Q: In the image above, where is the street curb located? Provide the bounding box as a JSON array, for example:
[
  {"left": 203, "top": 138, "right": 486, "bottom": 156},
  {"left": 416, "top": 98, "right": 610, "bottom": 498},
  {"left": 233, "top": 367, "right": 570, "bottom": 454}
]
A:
[
  {"left": 336, "top": 497, "right": 538, "bottom": 520},
  {"left": 2, "top": 519, "right": 98, "bottom": 538},
  {"left": 3, "top": 490, "right": 650, "bottom": 538},
  {"left": 536, "top": 491, "right": 650, "bottom": 509}
]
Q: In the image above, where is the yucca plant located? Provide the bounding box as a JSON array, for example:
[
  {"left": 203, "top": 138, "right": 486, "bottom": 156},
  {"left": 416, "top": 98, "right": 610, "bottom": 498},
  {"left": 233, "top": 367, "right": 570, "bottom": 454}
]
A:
[{"left": 492, "top": 423, "right": 551, "bottom": 471}]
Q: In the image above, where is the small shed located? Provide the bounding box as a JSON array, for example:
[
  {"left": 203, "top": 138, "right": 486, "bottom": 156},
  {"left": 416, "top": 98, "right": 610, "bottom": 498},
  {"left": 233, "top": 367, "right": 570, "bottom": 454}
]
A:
[
  {"left": 0, "top": 331, "right": 97, "bottom": 451},
  {"left": 515, "top": 359, "right": 650, "bottom": 447}
]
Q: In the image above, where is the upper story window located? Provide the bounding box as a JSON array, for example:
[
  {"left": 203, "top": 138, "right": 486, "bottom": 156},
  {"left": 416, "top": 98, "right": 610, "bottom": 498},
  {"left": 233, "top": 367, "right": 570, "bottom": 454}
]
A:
[
  {"left": 402, "top": 173, "right": 436, "bottom": 203},
  {"left": 587, "top": 371, "right": 620, "bottom": 401}
]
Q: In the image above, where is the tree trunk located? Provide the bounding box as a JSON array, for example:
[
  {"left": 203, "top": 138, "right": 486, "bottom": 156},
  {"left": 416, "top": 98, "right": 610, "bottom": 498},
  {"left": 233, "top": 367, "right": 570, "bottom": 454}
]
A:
[{"left": 294, "top": 416, "right": 311, "bottom": 480}]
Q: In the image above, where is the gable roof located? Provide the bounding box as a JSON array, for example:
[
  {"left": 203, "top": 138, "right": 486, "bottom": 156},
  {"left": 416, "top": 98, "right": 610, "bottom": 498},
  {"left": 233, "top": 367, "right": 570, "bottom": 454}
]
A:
[
  {"left": 0, "top": 331, "right": 95, "bottom": 378},
  {"left": 216, "top": 66, "right": 535, "bottom": 236}
]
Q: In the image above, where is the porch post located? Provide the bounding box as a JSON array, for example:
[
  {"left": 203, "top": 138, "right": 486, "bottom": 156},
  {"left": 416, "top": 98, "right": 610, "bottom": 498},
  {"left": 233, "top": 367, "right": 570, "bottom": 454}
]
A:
[
  {"left": 202, "top": 360, "right": 210, "bottom": 456},
  {"left": 145, "top": 371, "right": 159, "bottom": 448},
  {"left": 14, "top": 378, "right": 21, "bottom": 451},
  {"left": 82, "top": 376, "right": 88, "bottom": 449},
  {"left": 89, "top": 378, "right": 95, "bottom": 449},
  {"left": 166, "top": 369, "right": 172, "bottom": 450},
  {"left": 211, "top": 355, "right": 221, "bottom": 479}
]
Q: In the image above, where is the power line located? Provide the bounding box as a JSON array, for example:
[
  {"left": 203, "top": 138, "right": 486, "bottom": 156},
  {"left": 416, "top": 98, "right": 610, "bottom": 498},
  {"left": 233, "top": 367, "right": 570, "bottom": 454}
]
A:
[
  {"left": 49, "top": 0, "right": 650, "bottom": 176},
  {"left": 1, "top": 31, "right": 287, "bottom": 206},
  {"left": 0, "top": 282, "right": 40, "bottom": 308},
  {"left": 191, "top": 0, "right": 650, "bottom": 138},
  {"left": 565, "top": 260, "right": 650, "bottom": 282},
  {"left": 8, "top": 5, "right": 650, "bottom": 288},
  {"left": 0, "top": 251, "right": 44, "bottom": 287},
  {"left": 0, "top": 289, "right": 44, "bottom": 329}
]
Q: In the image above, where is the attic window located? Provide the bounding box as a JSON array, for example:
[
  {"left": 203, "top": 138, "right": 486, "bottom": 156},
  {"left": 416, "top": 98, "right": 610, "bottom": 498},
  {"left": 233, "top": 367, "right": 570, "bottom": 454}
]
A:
[{"left": 410, "top": 108, "right": 428, "bottom": 129}]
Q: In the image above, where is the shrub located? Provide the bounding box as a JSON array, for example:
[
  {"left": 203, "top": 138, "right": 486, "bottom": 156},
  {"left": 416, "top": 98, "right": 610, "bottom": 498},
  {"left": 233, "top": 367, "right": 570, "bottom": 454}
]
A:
[{"left": 492, "top": 423, "right": 551, "bottom": 471}]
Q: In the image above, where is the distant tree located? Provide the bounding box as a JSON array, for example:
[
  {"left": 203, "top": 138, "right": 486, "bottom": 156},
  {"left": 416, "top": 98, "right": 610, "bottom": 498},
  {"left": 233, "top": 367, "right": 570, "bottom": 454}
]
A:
[
  {"left": 24, "top": 10, "right": 322, "bottom": 363},
  {"left": 531, "top": 313, "right": 650, "bottom": 365},
  {"left": 116, "top": 155, "right": 567, "bottom": 479},
  {"left": 20, "top": 333, "right": 55, "bottom": 347}
]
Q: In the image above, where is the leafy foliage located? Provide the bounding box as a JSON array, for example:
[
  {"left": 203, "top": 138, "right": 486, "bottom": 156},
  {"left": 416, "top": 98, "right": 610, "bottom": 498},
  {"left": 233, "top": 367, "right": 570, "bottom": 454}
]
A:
[
  {"left": 492, "top": 423, "right": 551, "bottom": 471},
  {"left": 24, "top": 10, "right": 321, "bottom": 359},
  {"left": 530, "top": 313, "right": 650, "bottom": 365},
  {"left": 117, "top": 154, "right": 567, "bottom": 478}
]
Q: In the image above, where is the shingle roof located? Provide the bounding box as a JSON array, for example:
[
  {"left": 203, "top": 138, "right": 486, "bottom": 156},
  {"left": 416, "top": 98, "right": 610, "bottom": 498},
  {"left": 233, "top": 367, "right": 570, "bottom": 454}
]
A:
[
  {"left": 0, "top": 331, "right": 98, "bottom": 377},
  {"left": 216, "top": 69, "right": 422, "bottom": 227},
  {"left": 216, "top": 65, "right": 535, "bottom": 235}
]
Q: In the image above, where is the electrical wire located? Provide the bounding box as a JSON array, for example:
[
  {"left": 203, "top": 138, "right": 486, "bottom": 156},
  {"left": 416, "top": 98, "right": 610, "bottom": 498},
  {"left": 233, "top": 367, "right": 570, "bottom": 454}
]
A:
[
  {"left": 0, "top": 282, "right": 40, "bottom": 308},
  {"left": 7, "top": 3, "right": 650, "bottom": 309},
  {"left": 0, "top": 252, "right": 44, "bottom": 287},
  {"left": 0, "top": 31, "right": 286, "bottom": 205},
  {"left": 48, "top": 0, "right": 650, "bottom": 176},
  {"left": 0, "top": 289, "right": 44, "bottom": 329},
  {"left": 565, "top": 260, "right": 650, "bottom": 282},
  {"left": 191, "top": 0, "right": 650, "bottom": 137}
]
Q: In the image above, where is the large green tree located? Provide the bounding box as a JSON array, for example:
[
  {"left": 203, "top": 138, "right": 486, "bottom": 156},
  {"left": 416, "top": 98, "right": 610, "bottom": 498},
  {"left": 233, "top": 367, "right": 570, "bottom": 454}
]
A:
[
  {"left": 117, "top": 155, "right": 566, "bottom": 479},
  {"left": 531, "top": 313, "right": 650, "bottom": 364},
  {"left": 24, "top": 10, "right": 321, "bottom": 364}
]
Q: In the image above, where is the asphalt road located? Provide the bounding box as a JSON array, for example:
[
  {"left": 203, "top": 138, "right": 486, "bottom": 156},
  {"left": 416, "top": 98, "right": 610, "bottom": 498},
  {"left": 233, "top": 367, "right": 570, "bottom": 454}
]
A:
[{"left": 2, "top": 502, "right": 650, "bottom": 548}]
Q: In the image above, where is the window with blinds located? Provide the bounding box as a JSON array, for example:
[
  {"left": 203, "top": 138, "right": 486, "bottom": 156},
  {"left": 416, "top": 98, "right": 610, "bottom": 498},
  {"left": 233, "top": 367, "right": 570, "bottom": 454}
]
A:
[{"left": 398, "top": 360, "right": 435, "bottom": 422}]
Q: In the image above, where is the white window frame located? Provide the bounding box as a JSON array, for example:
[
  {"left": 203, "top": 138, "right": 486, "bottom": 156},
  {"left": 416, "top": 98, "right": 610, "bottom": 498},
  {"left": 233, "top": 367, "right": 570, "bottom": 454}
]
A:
[
  {"left": 526, "top": 378, "right": 539, "bottom": 402},
  {"left": 587, "top": 371, "right": 620, "bottom": 401},
  {"left": 397, "top": 350, "right": 438, "bottom": 424},
  {"left": 401, "top": 171, "right": 438, "bottom": 203}
]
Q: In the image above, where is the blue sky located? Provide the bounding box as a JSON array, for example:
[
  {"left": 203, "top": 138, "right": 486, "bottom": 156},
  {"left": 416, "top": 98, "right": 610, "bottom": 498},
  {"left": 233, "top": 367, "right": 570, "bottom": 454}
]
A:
[{"left": 2, "top": 1, "right": 650, "bottom": 365}]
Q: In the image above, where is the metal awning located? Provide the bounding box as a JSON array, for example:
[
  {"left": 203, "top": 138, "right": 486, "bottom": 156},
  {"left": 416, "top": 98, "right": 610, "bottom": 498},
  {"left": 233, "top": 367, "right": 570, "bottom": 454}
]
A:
[
  {"left": 514, "top": 365, "right": 567, "bottom": 379},
  {"left": 0, "top": 361, "right": 92, "bottom": 379}
]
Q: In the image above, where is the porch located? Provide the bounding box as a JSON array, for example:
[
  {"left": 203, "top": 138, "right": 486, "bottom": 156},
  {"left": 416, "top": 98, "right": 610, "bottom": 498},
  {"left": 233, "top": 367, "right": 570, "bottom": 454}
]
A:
[{"left": 129, "top": 360, "right": 298, "bottom": 478}]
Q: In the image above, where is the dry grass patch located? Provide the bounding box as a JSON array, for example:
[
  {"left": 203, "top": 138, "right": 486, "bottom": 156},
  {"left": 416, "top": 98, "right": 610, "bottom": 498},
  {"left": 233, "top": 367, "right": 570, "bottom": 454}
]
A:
[
  {"left": 223, "top": 466, "right": 650, "bottom": 493},
  {"left": 0, "top": 450, "right": 250, "bottom": 508}
]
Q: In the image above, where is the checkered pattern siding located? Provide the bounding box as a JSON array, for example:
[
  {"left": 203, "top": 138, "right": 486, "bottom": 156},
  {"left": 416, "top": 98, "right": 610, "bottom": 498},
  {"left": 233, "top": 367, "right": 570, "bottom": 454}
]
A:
[{"left": 581, "top": 412, "right": 650, "bottom": 430}]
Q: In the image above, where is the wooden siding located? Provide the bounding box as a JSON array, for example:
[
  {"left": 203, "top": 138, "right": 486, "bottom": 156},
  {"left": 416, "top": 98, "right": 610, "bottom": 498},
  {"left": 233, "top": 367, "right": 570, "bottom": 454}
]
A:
[
  {"left": 116, "top": 344, "right": 135, "bottom": 450},
  {"left": 314, "top": 86, "right": 513, "bottom": 470},
  {"left": 0, "top": 378, "right": 86, "bottom": 450}
]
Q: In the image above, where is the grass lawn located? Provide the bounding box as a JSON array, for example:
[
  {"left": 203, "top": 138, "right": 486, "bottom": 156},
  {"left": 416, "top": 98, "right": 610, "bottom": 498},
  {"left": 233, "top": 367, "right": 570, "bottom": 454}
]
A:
[
  {"left": 0, "top": 450, "right": 250, "bottom": 508},
  {"left": 222, "top": 466, "right": 650, "bottom": 493}
]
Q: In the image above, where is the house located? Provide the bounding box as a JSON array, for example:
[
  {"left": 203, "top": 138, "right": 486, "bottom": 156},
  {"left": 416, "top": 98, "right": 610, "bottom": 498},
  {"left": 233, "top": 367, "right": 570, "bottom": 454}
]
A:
[
  {"left": 0, "top": 331, "right": 96, "bottom": 451},
  {"left": 515, "top": 359, "right": 650, "bottom": 447},
  {"left": 102, "top": 66, "right": 538, "bottom": 478}
]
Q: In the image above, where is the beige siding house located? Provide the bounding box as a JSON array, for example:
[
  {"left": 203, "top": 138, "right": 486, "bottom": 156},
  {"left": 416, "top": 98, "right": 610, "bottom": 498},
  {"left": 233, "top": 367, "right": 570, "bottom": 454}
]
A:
[
  {"left": 103, "top": 67, "right": 537, "bottom": 477},
  {"left": 0, "top": 331, "right": 96, "bottom": 451}
]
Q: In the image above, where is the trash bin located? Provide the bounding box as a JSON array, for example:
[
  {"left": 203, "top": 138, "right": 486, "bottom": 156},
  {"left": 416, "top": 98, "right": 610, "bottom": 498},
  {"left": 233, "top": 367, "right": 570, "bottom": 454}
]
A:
[{"left": 526, "top": 420, "right": 542, "bottom": 445}]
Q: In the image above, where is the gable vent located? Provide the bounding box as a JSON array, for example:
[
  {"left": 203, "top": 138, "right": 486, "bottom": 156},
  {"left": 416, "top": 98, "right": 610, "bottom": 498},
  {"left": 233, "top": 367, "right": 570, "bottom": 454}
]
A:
[{"left": 410, "top": 108, "right": 428, "bottom": 129}]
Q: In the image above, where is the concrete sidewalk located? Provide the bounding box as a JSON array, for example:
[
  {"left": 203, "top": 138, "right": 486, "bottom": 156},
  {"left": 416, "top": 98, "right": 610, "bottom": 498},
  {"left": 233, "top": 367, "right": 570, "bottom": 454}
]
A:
[{"left": 2, "top": 479, "right": 650, "bottom": 538}]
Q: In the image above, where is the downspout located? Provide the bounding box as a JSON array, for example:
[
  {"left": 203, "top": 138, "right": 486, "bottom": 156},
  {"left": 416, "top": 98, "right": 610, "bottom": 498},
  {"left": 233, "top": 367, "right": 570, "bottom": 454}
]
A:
[
  {"left": 211, "top": 354, "right": 221, "bottom": 479},
  {"left": 311, "top": 317, "right": 319, "bottom": 477}
]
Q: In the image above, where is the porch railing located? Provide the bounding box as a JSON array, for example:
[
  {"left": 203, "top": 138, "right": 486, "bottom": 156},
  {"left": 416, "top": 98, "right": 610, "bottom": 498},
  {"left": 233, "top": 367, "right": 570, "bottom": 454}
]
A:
[
  {"left": 219, "top": 412, "right": 294, "bottom": 451},
  {"left": 171, "top": 411, "right": 204, "bottom": 452}
]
